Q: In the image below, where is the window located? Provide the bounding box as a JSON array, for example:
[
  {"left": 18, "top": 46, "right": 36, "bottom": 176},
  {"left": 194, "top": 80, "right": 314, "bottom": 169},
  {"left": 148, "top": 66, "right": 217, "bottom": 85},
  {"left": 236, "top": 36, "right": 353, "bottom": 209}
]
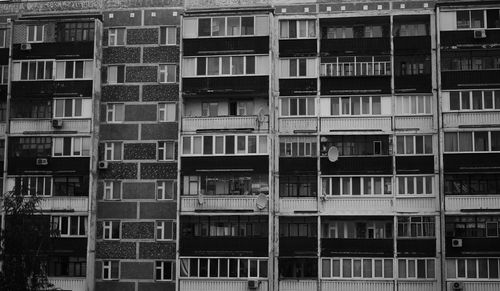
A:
[
  {"left": 180, "top": 257, "right": 268, "bottom": 278},
  {"left": 398, "top": 216, "right": 435, "bottom": 237},
  {"left": 160, "top": 26, "right": 177, "bottom": 45},
  {"left": 182, "top": 135, "right": 267, "bottom": 156},
  {"left": 191, "top": 15, "right": 268, "bottom": 38},
  {"left": 108, "top": 28, "right": 125, "bottom": 46},
  {"left": 0, "top": 29, "right": 6, "bottom": 48},
  {"left": 322, "top": 220, "right": 392, "bottom": 239},
  {"left": 104, "top": 181, "right": 121, "bottom": 200},
  {"left": 400, "top": 61, "right": 425, "bottom": 76},
  {"left": 322, "top": 176, "right": 392, "bottom": 196},
  {"left": 396, "top": 95, "right": 432, "bottom": 115},
  {"left": 158, "top": 141, "right": 176, "bottom": 161},
  {"left": 103, "top": 220, "right": 120, "bottom": 240},
  {"left": 184, "top": 55, "right": 268, "bottom": 77},
  {"left": 158, "top": 103, "right": 176, "bottom": 122},
  {"left": 15, "top": 176, "right": 52, "bottom": 196},
  {"left": 280, "top": 58, "right": 316, "bottom": 78},
  {"left": 441, "top": 55, "right": 500, "bottom": 71},
  {"left": 159, "top": 64, "right": 177, "bottom": 83},
  {"left": 51, "top": 216, "right": 87, "bottom": 237},
  {"left": 156, "top": 220, "right": 175, "bottom": 241},
  {"left": 398, "top": 259, "right": 435, "bottom": 279},
  {"left": 397, "top": 176, "right": 433, "bottom": 195},
  {"left": 280, "top": 20, "right": 316, "bottom": 38},
  {"left": 56, "top": 60, "right": 93, "bottom": 80},
  {"left": 10, "top": 137, "right": 52, "bottom": 157},
  {"left": 449, "top": 90, "right": 500, "bottom": 111},
  {"left": 330, "top": 96, "right": 383, "bottom": 116},
  {"left": 201, "top": 102, "right": 218, "bottom": 117},
  {"left": 445, "top": 174, "right": 500, "bottom": 195},
  {"left": 157, "top": 180, "right": 176, "bottom": 200},
  {"left": 321, "top": 135, "right": 390, "bottom": 156},
  {"left": 53, "top": 176, "right": 88, "bottom": 196},
  {"left": 102, "top": 261, "right": 119, "bottom": 280},
  {"left": 106, "top": 103, "right": 124, "bottom": 122},
  {"left": 182, "top": 174, "right": 268, "bottom": 196},
  {"left": 279, "top": 137, "right": 317, "bottom": 157},
  {"left": 457, "top": 10, "right": 485, "bottom": 29},
  {"left": 155, "top": 261, "right": 174, "bottom": 281},
  {"left": 445, "top": 216, "right": 500, "bottom": 238},
  {"left": 57, "top": 22, "right": 95, "bottom": 42},
  {"left": 53, "top": 137, "right": 90, "bottom": 157},
  {"left": 0, "top": 65, "right": 8, "bottom": 84},
  {"left": 107, "top": 65, "right": 125, "bottom": 84},
  {"left": 487, "top": 9, "right": 500, "bottom": 28},
  {"left": 445, "top": 131, "right": 500, "bottom": 152},
  {"left": 27, "top": 25, "right": 44, "bottom": 42},
  {"left": 447, "top": 258, "right": 500, "bottom": 279},
  {"left": 396, "top": 135, "right": 433, "bottom": 155},
  {"left": 280, "top": 98, "right": 315, "bottom": 116},
  {"left": 48, "top": 256, "right": 87, "bottom": 277},
  {"left": 54, "top": 98, "right": 90, "bottom": 118},
  {"left": 104, "top": 142, "right": 122, "bottom": 161},
  {"left": 182, "top": 216, "right": 267, "bottom": 238},
  {"left": 14, "top": 60, "right": 53, "bottom": 80},
  {"left": 321, "top": 56, "right": 391, "bottom": 77},
  {"left": 322, "top": 258, "right": 393, "bottom": 279},
  {"left": 395, "top": 23, "right": 428, "bottom": 36},
  {"left": 280, "top": 175, "right": 317, "bottom": 197}
]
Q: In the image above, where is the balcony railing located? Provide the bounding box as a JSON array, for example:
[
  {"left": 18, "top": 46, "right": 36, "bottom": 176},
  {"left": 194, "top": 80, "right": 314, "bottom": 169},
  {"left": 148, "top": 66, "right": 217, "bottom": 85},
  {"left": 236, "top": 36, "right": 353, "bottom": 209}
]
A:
[
  {"left": 321, "top": 56, "right": 391, "bottom": 77},
  {"left": 280, "top": 197, "right": 317, "bottom": 214},
  {"left": 280, "top": 280, "right": 317, "bottom": 291},
  {"left": 320, "top": 281, "right": 393, "bottom": 291},
  {"left": 10, "top": 118, "right": 91, "bottom": 134},
  {"left": 320, "top": 116, "right": 392, "bottom": 132},
  {"left": 394, "top": 115, "right": 433, "bottom": 131},
  {"left": 181, "top": 196, "right": 268, "bottom": 213},
  {"left": 39, "top": 197, "right": 88, "bottom": 212},
  {"left": 445, "top": 195, "right": 500, "bottom": 213},
  {"left": 278, "top": 117, "right": 318, "bottom": 133},
  {"left": 395, "top": 196, "right": 437, "bottom": 213},
  {"left": 443, "top": 112, "right": 500, "bottom": 129},
  {"left": 398, "top": 281, "right": 438, "bottom": 291},
  {"left": 48, "top": 277, "right": 86, "bottom": 291},
  {"left": 182, "top": 115, "right": 268, "bottom": 132},
  {"left": 320, "top": 197, "right": 393, "bottom": 214},
  {"left": 180, "top": 279, "right": 269, "bottom": 291}
]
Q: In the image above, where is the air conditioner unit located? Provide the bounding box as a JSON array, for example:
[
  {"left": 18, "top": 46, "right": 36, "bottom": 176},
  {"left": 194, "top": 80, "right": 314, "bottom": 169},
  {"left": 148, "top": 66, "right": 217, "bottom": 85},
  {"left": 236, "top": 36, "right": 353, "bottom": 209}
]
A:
[
  {"left": 474, "top": 29, "right": 486, "bottom": 39},
  {"left": 36, "top": 158, "right": 48, "bottom": 166},
  {"left": 20, "top": 43, "right": 32, "bottom": 50},
  {"left": 98, "top": 161, "right": 109, "bottom": 170},
  {"left": 450, "top": 281, "right": 464, "bottom": 291},
  {"left": 452, "top": 238, "right": 463, "bottom": 247},
  {"left": 52, "top": 119, "right": 63, "bottom": 128},
  {"left": 248, "top": 279, "right": 260, "bottom": 289}
]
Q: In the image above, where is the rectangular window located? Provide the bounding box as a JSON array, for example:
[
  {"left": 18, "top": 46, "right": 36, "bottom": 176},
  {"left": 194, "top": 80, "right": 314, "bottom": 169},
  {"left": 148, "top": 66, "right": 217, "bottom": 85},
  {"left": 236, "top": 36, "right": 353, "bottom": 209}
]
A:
[
  {"left": 457, "top": 10, "right": 485, "bottom": 29},
  {"left": 281, "top": 98, "right": 315, "bottom": 116},
  {"left": 191, "top": 55, "right": 267, "bottom": 76},
  {"left": 398, "top": 216, "right": 435, "bottom": 238},
  {"left": 281, "top": 58, "right": 315, "bottom": 78},
  {"left": 56, "top": 60, "right": 92, "bottom": 80},
  {"left": 0, "top": 65, "right": 8, "bottom": 84},
  {"left": 180, "top": 258, "right": 268, "bottom": 278},
  {"left": 104, "top": 142, "right": 122, "bottom": 161},
  {"left": 398, "top": 259, "right": 435, "bottom": 279},
  {"left": 103, "top": 220, "right": 120, "bottom": 240},
  {"left": 158, "top": 141, "right": 176, "bottom": 161},
  {"left": 155, "top": 261, "right": 174, "bottom": 281},
  {"left": 54, "top": 98, "right": 87, "bottom": 118},
  {"left": 182, "top": 135, "right": 267, "bottom": 156},
  {"left": 396, "top": 135, "right": 433, "bottom": 155},
  {"left": 107, "top": 65, "right": 125, "bottom": 84},
  {"left": 106, "top": 103, "right": 124, "bottom": 122},
  {"left": 160, "top": 26, "right": 177, "bottom": 45},
  {"left": 397, "top": 176, "right": 433, "bottom": 195},
  {"left": 330, "top": 96, "right": 385, "bottom": 115},
  {"left": 102, "top": 261, "right": 119, "bottom": 280},
  {"left": 159, "top": 64, "right": 177, "bottom": 83},
  {"left": 0, "top": 29, "right": 6, "bottom": 48},
  {"left": 159, "top": 103, "right": 176, "bottom": 122},
  {"left": 321, "top": 258, "right": 393, "bottom": 279},
  {"left": 56, "top": 22, "right": 95, "bottom": 42},
  {"left": 104, "top": 181, "right": 121, "bottom": 200},
  {"left": 51, "top": 216, "right": 87, "bottom": 237},
  {"left": 108, "top": 28, "right": 126, "bottom": 46},
  {"left": 447, "top": 90, "right": 500, "bottom": 111},
  {"left": 15, "top": 176, "right": 52, "bottom": 196},
  {"left": 53, "top": 137, "right": 90, "bottom": 157},
  {"left": 27, "top": 25, "right": 44, "bottom": 42},
  {"left": 14, "top": 60, "right": 53, "bottom": 81},
  {"left": 444, "top": 131, "right": 498, "bottom": 152},
  {"left": 321, "top": 56, "right": 391, "bottom": 77},
  {"left": 279, "top": 137, "right": 316, "bottom": 157},
  {"left": 52, "top": 176, "right": 88, "bottom": 196},
  {"left": 157, "top": 180, "right": 176, "bottom": 200},
  {"left": 280, "top": 20, "right": 316, "bottom": 38},
  {"left": 156, "top": 220, "right": 174, "bottom": 241},
  {"left": 322, "top": 176, "right": 392, "bottom": 196}
]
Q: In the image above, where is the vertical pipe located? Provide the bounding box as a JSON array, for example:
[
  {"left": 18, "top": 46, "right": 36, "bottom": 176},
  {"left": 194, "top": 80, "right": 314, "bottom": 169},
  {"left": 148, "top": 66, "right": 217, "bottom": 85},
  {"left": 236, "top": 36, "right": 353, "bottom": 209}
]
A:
[{"left": 176, "top": 12, "right": 184, "bottom": 291}]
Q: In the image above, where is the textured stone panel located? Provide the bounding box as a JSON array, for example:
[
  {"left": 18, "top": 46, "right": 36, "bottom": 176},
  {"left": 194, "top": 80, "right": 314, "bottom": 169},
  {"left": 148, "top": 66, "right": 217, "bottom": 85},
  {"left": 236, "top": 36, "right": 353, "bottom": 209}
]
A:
[
  {"left": 122, "top": 222, "right": 155, "bottom": 240},
  {"left": 96, "top": 241, "right": 136, "bottom": 259},
  {"left": 141, "top": 123, "right": 177, "bottom": 140},
  {"left": 102, "top": 85, "right": 140, "bottom": 102},
  {"left": 124, "top": 143, "right": 156, "bottom": 160},
  {"left": 97, "top": 202, "right": 137, "bottom": 219},
  {"left": 122, "top": 182, "right": 156, "bottom": 200},
  {"left": 100, "top": 124, "right": 139, "bottom": 140},
  {"left": 142, "top": 84, "right": 179, "bottom": 101},
  {"left": 98, "top": 163, "right": 138, "bottom": 180},
  {"left": 138, "top": 282, "right": 175, "bottom": 291},
  {"left": 143, "top": 46, "right": 179, "bottom": 63},
  {"left": 139, "top": 242, "right": 176, "bottom": 259},
  {"left": 144, "top": 8, "right": 181, "bottom": 26},
  {"left": 121, "top": 261, "right": 154, "bottom": 279},
  {"left": 103, "top": 47, "right": 141, "bottom": 64},
  {"left": 103, "top": 10, "right": 142, "bottom": 27},
  {"left": 127, "top": 28, "right": 158, "bottom": 45},
  {"left": 125, "top": 104, "right": 157, "bottom": 121},
  {"left": 126, "top": 66, "right": 157, "bottom": 83},
  {"left": 96, "top": 282, "right": 135, "bottom": 291},
  {"left": 140, "top": 163, "right": 177, "bottom": 180},
  {"left": 139, "top": 201, "right": 176, "bottom": 219}
]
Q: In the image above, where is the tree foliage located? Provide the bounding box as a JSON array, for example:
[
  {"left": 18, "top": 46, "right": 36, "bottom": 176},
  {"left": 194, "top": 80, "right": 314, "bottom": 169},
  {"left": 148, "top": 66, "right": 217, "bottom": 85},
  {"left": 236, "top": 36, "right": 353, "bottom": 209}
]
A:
[{"left": 0, "top": 188, "right": 55, "bottom": 291}]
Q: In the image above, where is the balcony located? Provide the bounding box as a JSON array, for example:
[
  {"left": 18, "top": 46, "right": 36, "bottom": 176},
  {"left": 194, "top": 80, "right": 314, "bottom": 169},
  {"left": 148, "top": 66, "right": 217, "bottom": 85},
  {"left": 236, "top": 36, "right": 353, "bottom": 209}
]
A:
[
  {"left": 321, "top": 238, "right": 393, "bottom": 256},
  {"left": 183, "top": 36, "right": 269, "bottom": 56},
  {"left": 395, "top": 196, "right": 438, "bottom": 213},
  {"left": 280, "top": 198, "right": 317, "bottom": 214},
  {"left": 320, "top": 197, "right": 393, "bottom": 215},
  {"left": 320, "top": 116, "right": 392, "bottom": 133},
  {"left": 280, "top": 280, "right": 317, "bottom": 291},
  {"left": 394, "top": 115, "right": 433, "bottom": 131},
  {"left": 180, "top": 279, "right": 269, "bottom": 291},
  {"left": 321, "top": 281, "right": 393, "bottom": 290},
  {"left": 394, "top": 36, "right": 431, "bottom": 54},
  {"left": 395, "top": 74, "right": 432, "bottom": 93},
  {"left": 39, "top": 196, "right": 88, "bottom": 213},
  {"left": 446, "top": 238, "right": 500, "bottom": 256},
  {"left": 443, "top": 112, "right": 500, "bottom": 129},
  {"left": 441, "top": 70, "right": 500, "bottom": 90},
  {"left": 321, "top": 75, "right": 391, "bottom": 95},
  {"left": 278, "top": 117, "right": 317, "bottom": 133},
  {"left": 446, "top": 281, "right": 500, "bottom": 291},
  {"left": 279, "top": 79, "right": 317, "bottom": 96},
  {"left": 13, "top": 41, "right": 94, "bottom": 60},
  {"left": 445, "top": 195, "right": 500, "bottom": 213},
  {"left": 10, "top": 119, "right": 91, "bottom": 134},
  {"left": 320, "top": 38, "right": 391, "bottom": 55},
  {"left": 48, "top": 277, "right": 86, "bottom": 291},
  {"left": 440, "top": 29, "right": 500, "bottom": 47},
  {"left": 398, "top": 281, "right": 439, "bottom": 291},
  {"left": 183, "top": 76, "right": 269, "bottom": 98},
  {"left": 11, "top": 80, "right": 93, "bottom": 98},
  {"left": 0, "top": 122, "right": 5, "bottom": 135},
  {"left": 8, "top": 157, "right": 90, "bottom": 175},
  {"left": 181, "top": 196, "right": 268, "bottom": 213},
  {"left": 279, "top": 39, "right": 317, "bottom": 57},
  {"left": 182, "top": 116, "right": 268, "bottom": 132},
  {"left": 180, "top": 237, "right": 268, "bottom": 257}
]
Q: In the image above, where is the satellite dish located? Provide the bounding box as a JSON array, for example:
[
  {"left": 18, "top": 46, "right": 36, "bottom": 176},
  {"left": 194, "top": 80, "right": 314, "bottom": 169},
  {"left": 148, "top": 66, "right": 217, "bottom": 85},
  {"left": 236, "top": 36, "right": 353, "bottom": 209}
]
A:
[
  {"left": 257, "top": 108, "right": 266, "bottom": 123},
  {"left": 327, "top": 146, "right": 339, "bottom": 162},
  {"left": 256, "top": 193, "right": 268, "bottom": 210}
]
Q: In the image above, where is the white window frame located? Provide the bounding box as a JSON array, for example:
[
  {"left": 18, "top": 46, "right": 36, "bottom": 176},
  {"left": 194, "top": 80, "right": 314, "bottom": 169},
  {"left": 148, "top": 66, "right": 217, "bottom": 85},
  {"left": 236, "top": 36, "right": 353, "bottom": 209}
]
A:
[
  {"left": 444, "top": 131, "right": 499, "bottom": 153},
  {"left": 279, "top": 19, "right": 316, "bottom": 39},
  {"left": 456, "top": 9, "right": 486, "bottom": 29},
  {"left": 192, "top": 55, "right": 267, "bottom": 77},
  {"left": 156, "top": 220, "right": 174, "bottom": 241},
  {"left": 55, "top": 60, "right": 93, "bottom": 80},
  {"left": 395, "top": 95, "right": 433, "bottom": 115},
  {"left": 157, "top": 180, "right": 176, "bottom": 200},
  {"left": 160, "top": 26, "right": 177, "bottom": 45},
  {"left": 52, "top": 136, "right": 91, "bottom": 157},
  {"left": 448, "top": 90, "right": 500, "bottom": 112},
  {"left": 321, "top": 56, "right": 391, "bottom": 77},
  {"left": 104, "top": 142, "right": 123, "bottom": 161},
  {"left": 397, "top": 216, "right": 436, "bottom": 238},
  {"left": 14, "top": 60, "right": 54, "bottom": 81},
  {"left": 53, "top": 98, "right": 85, "bottom": 118},
  {"left": 104, "top": 180, "right": 121, "bottom": 200},
  {"left": 108, "top": 28, "right": 126, "bottom": 46},
  {"left": 322, "top": 176, "right": 393, "bottom": 196},
  {"left": 182, "top": 135, "right": 268, "bottom": 156},
  {"left": 155, "top": 261, "right": 174, "bottom": 281},
  {"left": 179, "top": 257, "right": 268, "bottom": 278},
  {"left": 107, "top": 65, "right": 125, "bottom": 84},
  {"left": 280, "top": 97, "right": 316, "bottom": 117},
  {"left": 279, "top": 137, "right": 317, "bottom": 157},
  {"left": 159, "top": 64, "right": 177, "bottom": 83},
  {"left": 102, "top": 260, "right": 119, "bottom": 280},
  {"left": 158, "top": 141, "right": 176, "bottom": 161},
  {"left": 396, "top": 135, "right": 433, "bottom": 155},
  {"left": 281, "top": 58, "right": 316, "bottom": 78},
  {"left": 27, "top": 25, "right": 44, "bottom": 43},
  {"left": 16, "top": 176, "right": 52, "bottom": 196},
  {"left": 330, "top": 96, "right": 383, "bottom": 116},
  {"left": 103, "top": 220, "right": 120, "bottom": 240},
  {"left": 397, "top": 176, "right": 434, "bottom": 195},
  {"left": 398, "top": 258, "right": 435, "bottom": 279},
  {"left": 321, "top": 258, "right": 393, "bottom": 279},
  {"left": 194, "top": 15, "right": 268, "bottom": 38},
  {"left": 158, "top": 103, "right": 176, "bottom": 122},
  {"left": 52, "top": 215, "right": 87, "bottom": 237},
  {"left": 106, "top": 103, "right": 124, "bottom": 123}
]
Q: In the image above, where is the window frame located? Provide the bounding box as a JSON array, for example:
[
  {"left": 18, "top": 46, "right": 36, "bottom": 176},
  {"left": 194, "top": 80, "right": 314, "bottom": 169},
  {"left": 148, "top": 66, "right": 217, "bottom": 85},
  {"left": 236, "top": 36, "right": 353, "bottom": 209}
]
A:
[
  {"left": 156, "top": 220, "right": 175, "bottom": 241},
  {"left": 103, "top": 180, "right": 121, "bottom": 200},
  {"left": 52, "top": 136, "right": 91, "bottom": 157},
  {"left": 193, "top": 15, "right": 268, "bottom": 38},
  {"left": 182, "top": 134, "right": 268, "bottom": 156},
  {"left": 104, "top": 142, "right": 123, "bottom": 161},
  {"left": 155, "top": 261, "right": 174, "bottom": 281},
  {"left": 279, "top": 19, "right": 317, "bottom": 39},
  {"left": 51, "top": 215, "right": 88, "bottom": 237},
  {"left": 15, "top": 176, "right": 52, "bottom": 197},
  {"left": 158, "top": 102, "right": 176, "bottom": 122},
  {"left": 103, "top": 220, "right": 120, "bottom": 240},
  {"left": 108, "top": 28, "right": 126, "bottom": 46},
  {"left": 27, "top": 24, "right": 44, "bottom": 43},
  {"left": 396, "top": 135, "right": 433, "bottom": 155},
  {"left": 397, "top": 175, "right": 434, "bottom": 196},
  {"left": 321, "top": 257, "right": 393, "bottom": 279},
  {"left": 106, "top": 103, "right": 125, "bottom": 123},
  {"left": 322, "top": 176, "right": 393, "bottom": 196},
  {"left": 102, "top": 260, "right": 119, "bottom": 280},
  {"left": 159, "top": 64, "right": 178, "bottom": 83},
  {"left": 160, "top": 26, "right": 177, "bottom": 45},
  {"left": 158, "top": 141, "right": 177, "bottom": 161},
  {"left": 157, "top": 180, "right": 176, "bottom": 200},
  {"left": 280, "top": 97, "right": 316, "bottom": 117}
]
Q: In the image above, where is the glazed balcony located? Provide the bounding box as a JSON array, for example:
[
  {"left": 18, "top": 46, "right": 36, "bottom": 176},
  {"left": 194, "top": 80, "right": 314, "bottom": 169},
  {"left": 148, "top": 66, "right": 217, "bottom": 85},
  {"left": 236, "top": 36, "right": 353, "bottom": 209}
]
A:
[
  {"left": 394, "top": 115, "right": 434, "bottom": 131},
  {"left": 39, "top": 196, "right": 89, "bottom": 213},
  {"left": 48, "top": 277, "right": 85, "bottom": 291},
  {"left": 182, "top": 115, "right": 268, "bottom": 133},
  {"left": 13, "top": 42, "right": 94, "bottom": 60},
  {"left": 180, "top": 279, "right": 269, "bottom": 291},
  {"left": 443, "top": 111, "right": 500, "bottom": 129},
  {"left": 320, "top": 197, "right": 393, "bottom": 215},
  {"left": 320, "top": 116, "right": 392, "bottom": 133},
  {"left": 445, "top": 196, "right": 500, "bottom": 213},
  {"left": 10, "top": 118, "right": 91, "bottom": 134},
  {"left": 183, "top": 76, "right": 269, "bottom": 98},
  {"left": 278, "top": 117, "right": 318, "bottom": 133},
  {"left": 180, "top": 195, "right": 268, "bottom": 213},
  {"left": 321, "top": 238, "right": 393, "bottom": 256}
]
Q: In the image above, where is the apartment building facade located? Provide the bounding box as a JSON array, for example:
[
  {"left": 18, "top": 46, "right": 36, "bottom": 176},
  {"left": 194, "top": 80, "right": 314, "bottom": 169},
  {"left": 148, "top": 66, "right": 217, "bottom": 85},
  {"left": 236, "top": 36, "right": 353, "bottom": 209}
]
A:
[{"left": 0, "top": 1, "right": 498, "bottom": 291}]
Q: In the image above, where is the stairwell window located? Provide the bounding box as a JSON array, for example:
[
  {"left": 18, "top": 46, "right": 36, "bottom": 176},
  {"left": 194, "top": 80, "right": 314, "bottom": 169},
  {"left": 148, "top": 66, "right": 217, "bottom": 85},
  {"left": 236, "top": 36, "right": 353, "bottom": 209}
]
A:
[
  {"left": 155, "top": 261, "right": 174, "bottom": 281},
  {"left": 102, "top": 260, "right": 119, "bottom": 280},
  {"left": 158, "top": 103, "right": 176, "bottom": 122},
  {"left": 108, "top": 28, "right": 125, "bottom": 46},
  {"left": 158, "top": 141, "right": 176, "bottom": 161},
  {"left": 159, "top": 64, "right": 177, "bottom": 83},
  {"left": 27, "top": 25, "right": 44, "bottom": 42},
  {"left": 156, "top": 220, "right": 175, "bottom": 241},
  {"left": 104, "top": 181, "right": 121, "bottom": 200},
  {"left": 157, "top": 180, "right": 176, "bottom": 200},
  {"left": 103, "top": 220, "right": 120, "bottom": 240},
  {"left": 107, "top": 65, "right": 125, "bottom": 84},
  {"left": 106, "top": 103, "right": 124, "bottom": 122},
  {"left": 160, "top": 26, "right": 177, "bottom": 45},
  {"left": 104, "top": 142, "right": 122, "bottom": 161}
]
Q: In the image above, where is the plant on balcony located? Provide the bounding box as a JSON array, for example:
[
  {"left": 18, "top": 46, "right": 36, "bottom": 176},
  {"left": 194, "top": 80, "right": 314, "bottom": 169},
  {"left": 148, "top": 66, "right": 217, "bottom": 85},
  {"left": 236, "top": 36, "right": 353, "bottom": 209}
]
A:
[{"left": 0, "top": 187, "right": 57, "bottom": 291}]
